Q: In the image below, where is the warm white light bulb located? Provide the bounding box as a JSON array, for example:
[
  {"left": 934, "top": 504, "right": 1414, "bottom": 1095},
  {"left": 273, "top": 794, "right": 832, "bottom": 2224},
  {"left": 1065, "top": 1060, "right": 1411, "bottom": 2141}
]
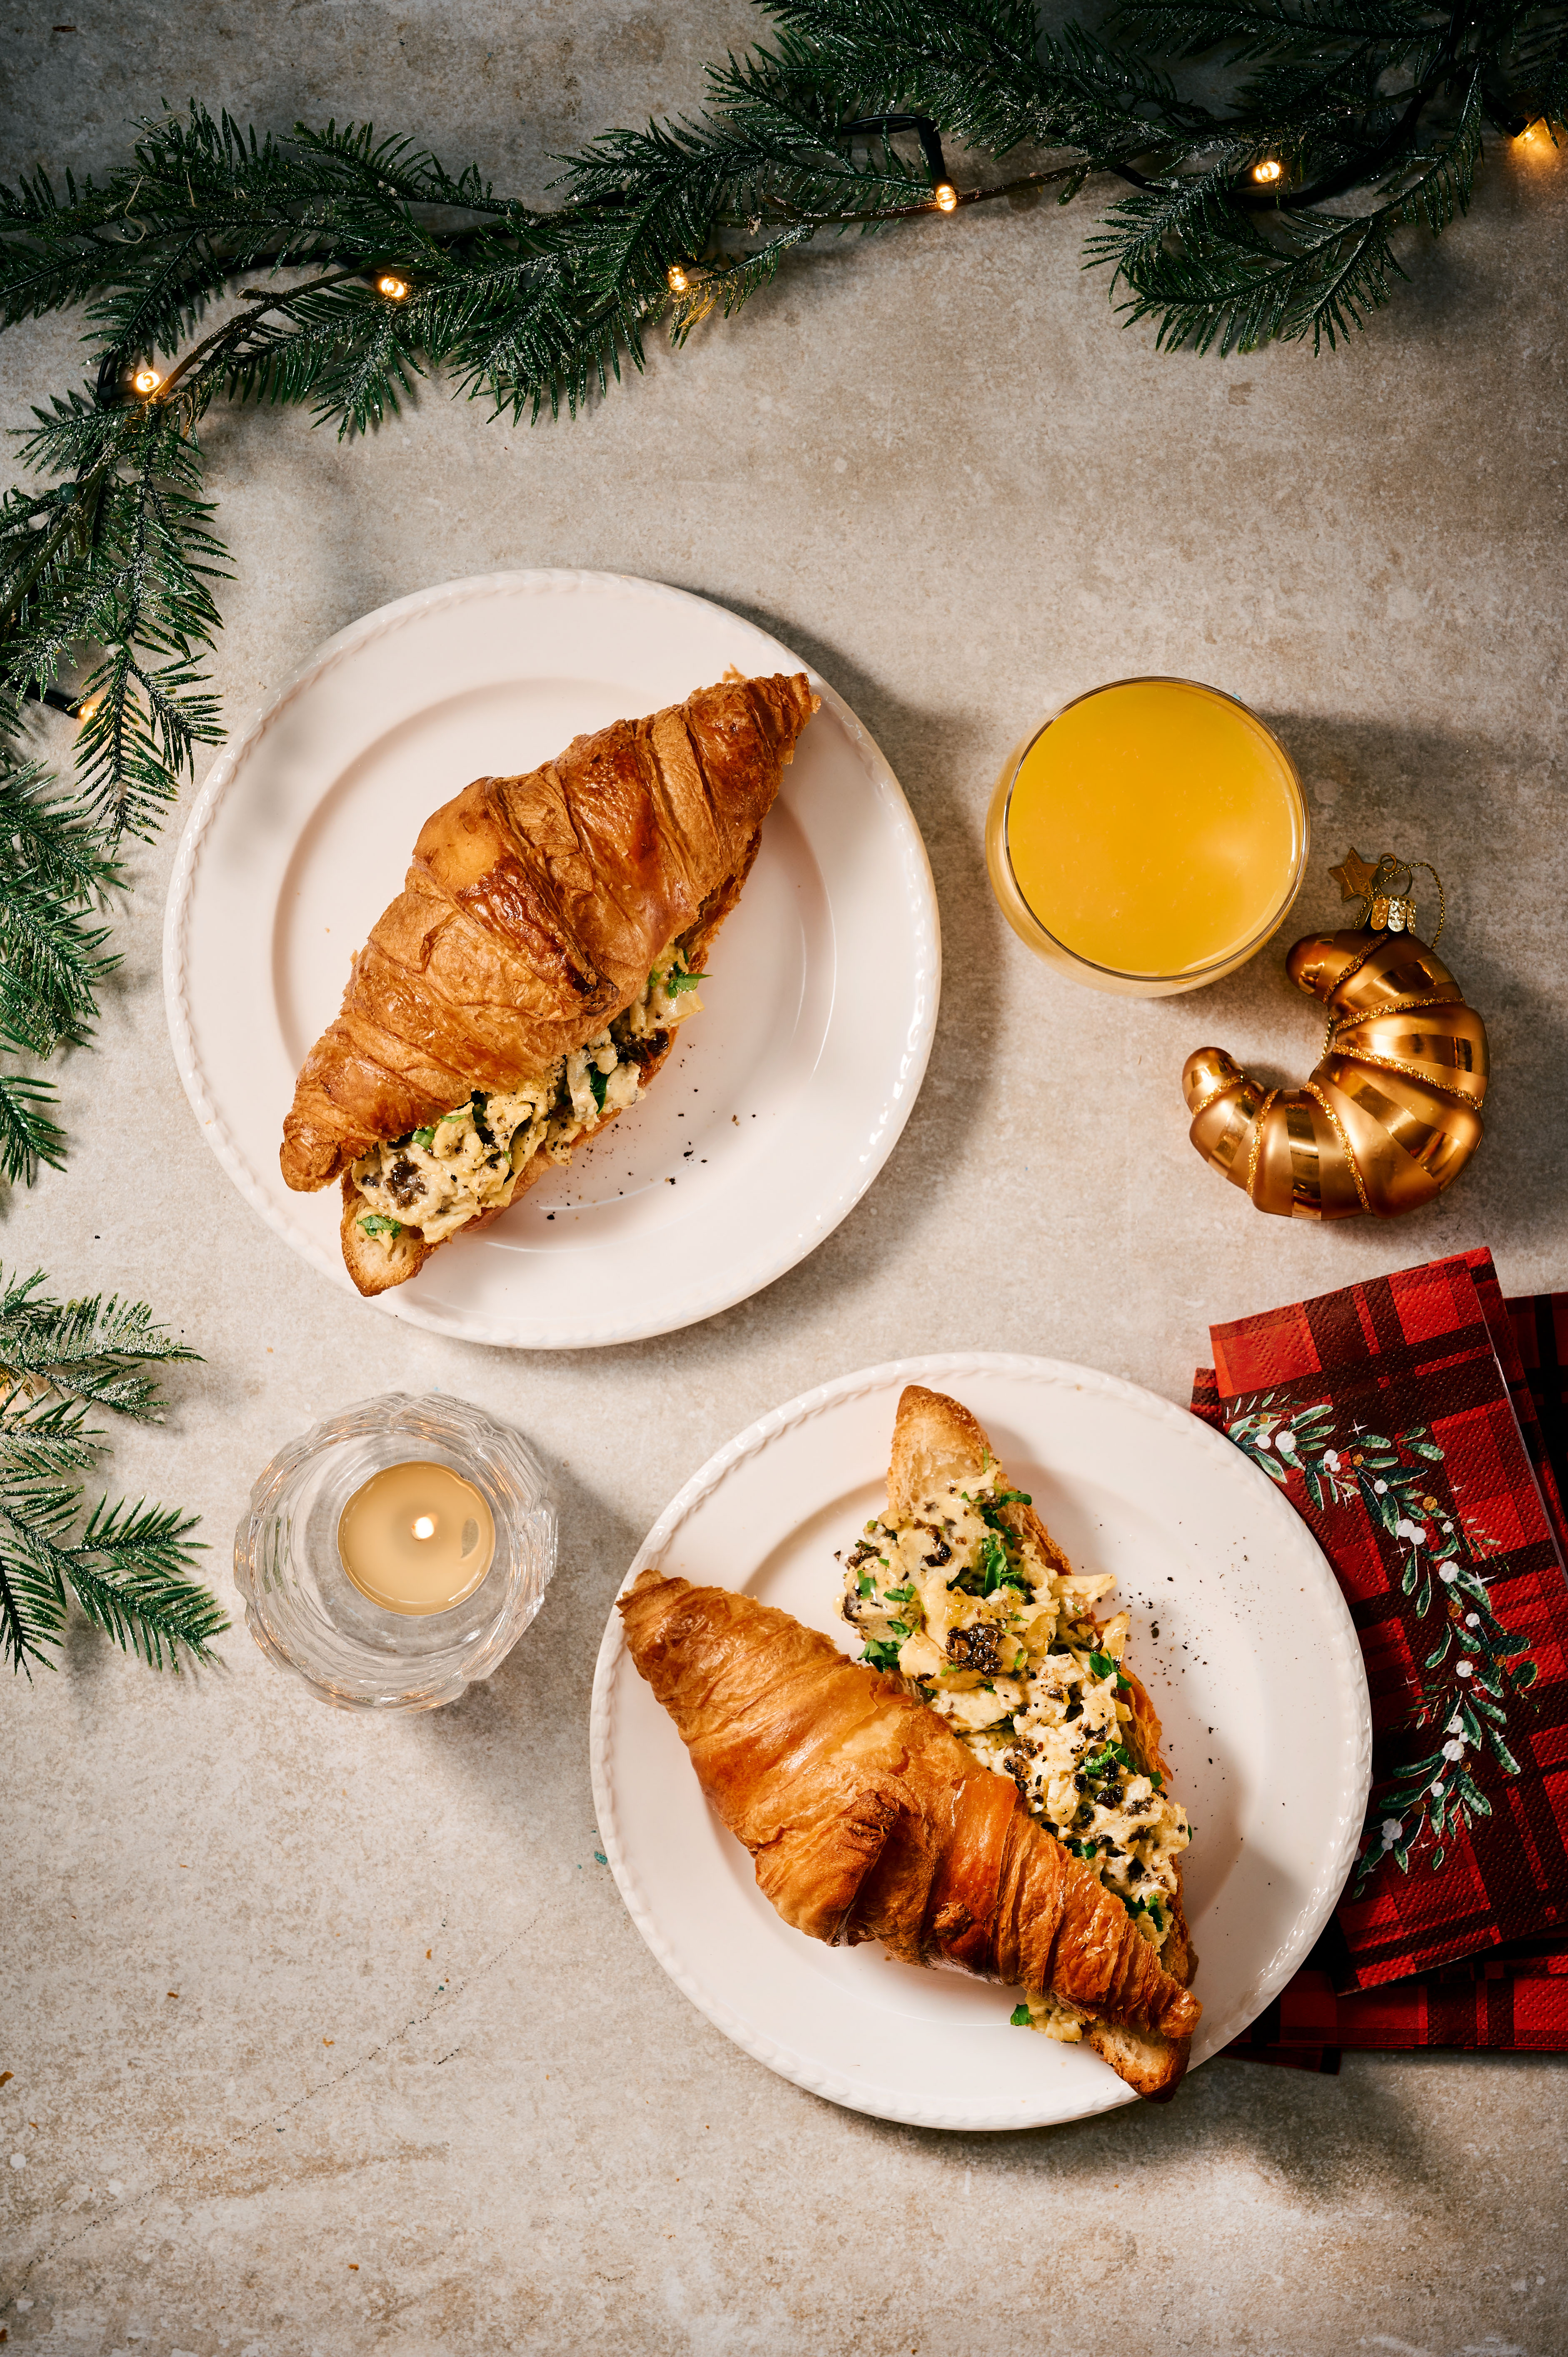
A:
[
  {"left": 377, "top": 273, "right": 409, "bottom": 300},
  {"left": 1251, "top": 158, "right": 1283, "bottom": 185},
  {"left": 131, "top": 365, "right": 161, "bottom": 395},
  {"left": 411, "top": 1515, "right": 437, "bottom": 1541},
  {"left": 667, "top": 263, "right": 689, "bottom": 294},
  {"left": 933, "top": 182, "right": 959, "bottom": 213}
]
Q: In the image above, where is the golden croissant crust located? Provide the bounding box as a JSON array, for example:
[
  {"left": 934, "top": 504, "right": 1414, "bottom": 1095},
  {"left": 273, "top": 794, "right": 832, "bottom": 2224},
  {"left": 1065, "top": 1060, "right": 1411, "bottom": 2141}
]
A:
[
  {"left": 618, "top": 1572, "right": 1202, "bottom": 2091},
  {"left": 280, "top": 670, "right": 818, "bottom": 1198}
]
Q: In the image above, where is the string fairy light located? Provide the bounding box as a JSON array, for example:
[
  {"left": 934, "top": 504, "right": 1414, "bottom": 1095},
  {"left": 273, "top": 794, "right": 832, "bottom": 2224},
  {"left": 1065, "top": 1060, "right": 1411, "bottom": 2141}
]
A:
[
  {"left": 836, "top": 111, "right": 959, "bottom": 218},
  {"left": 375, "top": 272, "right": 409, "bottom": 300},
  {"left": 130, "top": 364, "right": 161, "bottom": 396},
  {"left": 1251, "top": 157, "right": 1284, "bottom": 184},
  {"left": 667, "top": 263, "right": 690, "bottom": 294}
]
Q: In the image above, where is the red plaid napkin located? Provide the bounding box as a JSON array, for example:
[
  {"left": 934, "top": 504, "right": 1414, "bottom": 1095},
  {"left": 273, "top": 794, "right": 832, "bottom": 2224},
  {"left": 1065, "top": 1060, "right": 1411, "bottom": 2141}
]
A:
[
  {"left": 1223, "top": 1929, "right": 1568, "bottom": 2071},
  {"left": 1510, "top": 1288, "right": 1568, "bottom": 1544},
  {"left": 1191, "top": 1250, "right": 1568, "bottom": 2056}
]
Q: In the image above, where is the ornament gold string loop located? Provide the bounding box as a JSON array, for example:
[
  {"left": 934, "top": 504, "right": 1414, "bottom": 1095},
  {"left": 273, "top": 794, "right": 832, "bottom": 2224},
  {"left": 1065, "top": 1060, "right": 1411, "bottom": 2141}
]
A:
[
  {"left": 1337, "top": 848, "right": 1444, "bottom": 944},
  {"left": 1411, "top": 860, "right": 1446, "bottom": 947}
]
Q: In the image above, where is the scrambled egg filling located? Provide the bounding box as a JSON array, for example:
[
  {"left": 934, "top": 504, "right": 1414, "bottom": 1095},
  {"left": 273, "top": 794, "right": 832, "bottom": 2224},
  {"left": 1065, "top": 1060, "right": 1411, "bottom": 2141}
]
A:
[
  {"left": 351, "top": 948, "right": 705, "bottom": 1249},
  {"left": 838, "top": 1463, "right": 1190, "bottom": 2040}
]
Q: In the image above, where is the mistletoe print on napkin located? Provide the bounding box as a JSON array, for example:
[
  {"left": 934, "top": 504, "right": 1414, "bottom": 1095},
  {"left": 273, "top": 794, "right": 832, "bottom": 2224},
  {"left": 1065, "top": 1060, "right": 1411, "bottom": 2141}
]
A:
[{"left": 1193, "top": 1249, "right": 1568, "bottom": 1992}]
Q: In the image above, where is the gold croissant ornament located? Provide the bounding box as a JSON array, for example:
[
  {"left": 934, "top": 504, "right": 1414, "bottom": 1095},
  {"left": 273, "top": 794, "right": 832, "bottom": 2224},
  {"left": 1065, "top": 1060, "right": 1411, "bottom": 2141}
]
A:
[{"left": 1181, "top": 851, "right": 1488, "bottom": 1220}]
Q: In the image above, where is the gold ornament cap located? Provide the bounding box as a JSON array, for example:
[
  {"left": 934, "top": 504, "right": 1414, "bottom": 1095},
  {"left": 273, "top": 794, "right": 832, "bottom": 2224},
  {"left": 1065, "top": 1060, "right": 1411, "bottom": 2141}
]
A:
[
  {"left": 1369, "top": 889, "right": 1416, "bottom": 933},
  {"left": 1330, "top": 847, "right": 1444, "bottom": 946}
]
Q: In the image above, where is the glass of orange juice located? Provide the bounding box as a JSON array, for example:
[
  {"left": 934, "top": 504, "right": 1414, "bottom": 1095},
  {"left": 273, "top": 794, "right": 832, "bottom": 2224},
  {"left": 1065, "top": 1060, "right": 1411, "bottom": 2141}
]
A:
[{"left": 985, "top": 677, "right": 1308, "bottom": 997}]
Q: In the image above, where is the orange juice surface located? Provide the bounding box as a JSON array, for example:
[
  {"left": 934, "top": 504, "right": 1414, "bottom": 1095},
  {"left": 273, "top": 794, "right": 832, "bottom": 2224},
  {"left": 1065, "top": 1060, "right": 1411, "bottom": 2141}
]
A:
[{"left": 1004, "top": 679, "right": 1304, "bottom": 978}]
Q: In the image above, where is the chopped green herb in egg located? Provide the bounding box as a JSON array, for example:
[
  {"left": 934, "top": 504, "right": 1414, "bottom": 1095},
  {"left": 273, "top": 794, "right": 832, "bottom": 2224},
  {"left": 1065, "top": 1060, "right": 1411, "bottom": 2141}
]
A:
[{"left": 838, "top": 1456, "right": 1190, "bottom": 1992}]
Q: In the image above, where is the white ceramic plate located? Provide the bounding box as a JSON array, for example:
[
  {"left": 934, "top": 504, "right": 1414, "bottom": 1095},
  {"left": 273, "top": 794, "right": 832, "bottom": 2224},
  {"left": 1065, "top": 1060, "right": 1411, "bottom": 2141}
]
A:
[
  {"left": 163, "top": 571, "right": 938, "bottom": 1348},
  {"left": 591, "top": 1353, "right": 1371, "bottom": 2130}
]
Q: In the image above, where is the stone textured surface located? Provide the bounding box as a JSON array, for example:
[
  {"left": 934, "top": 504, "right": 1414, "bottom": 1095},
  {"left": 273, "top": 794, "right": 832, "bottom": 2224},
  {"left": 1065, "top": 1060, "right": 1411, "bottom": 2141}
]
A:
[{"left": 2, "top": 8, "right": 1567, "bottom": 2353}]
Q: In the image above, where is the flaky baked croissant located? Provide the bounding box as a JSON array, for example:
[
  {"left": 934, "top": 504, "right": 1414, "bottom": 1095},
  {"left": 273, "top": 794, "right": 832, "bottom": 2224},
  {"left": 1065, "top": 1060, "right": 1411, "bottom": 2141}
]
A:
[
  {"left": 864, "top": 1383, "right": 1197, "bottom": 2095},
  {"left": 619, "top": 1571, "right": 1201, "bottom": 2099},
  {"left": 280, "top": 671, "right": 818, "bottom": 1295}
]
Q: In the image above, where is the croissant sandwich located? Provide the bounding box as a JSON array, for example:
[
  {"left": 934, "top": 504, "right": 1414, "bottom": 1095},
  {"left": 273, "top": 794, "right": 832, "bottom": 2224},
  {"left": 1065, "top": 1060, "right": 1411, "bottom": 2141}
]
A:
[
  {"left": 838, "top": 1384, "right": 1198, "bottom": 2092},
  {"left": 280, "top": 670, "right": 819, "bottom": 1296},
  {"left": 621, "top": 1391, "right": 1201, "bottom": 2101}
]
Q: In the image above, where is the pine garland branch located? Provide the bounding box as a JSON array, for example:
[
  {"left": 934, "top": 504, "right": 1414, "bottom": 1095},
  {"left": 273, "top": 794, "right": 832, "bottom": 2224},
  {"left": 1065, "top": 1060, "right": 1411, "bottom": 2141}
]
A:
[
  {"left": 1083, "top": 30, "right": 1497, "bottom": 353},
  {"left": 0, "top": 1495, "right": 70, "bottom": 1671},
  {"left": 750, "top": 0, "right": 1180, "bottom": 158},
  {"left": 0, "top": 1265, "right": 201, "bottom": 1417},
  {"left": 0, "top": 1268, "right": 216, "bottom": 1678},
  {"left": 0, "top": 13, "right": 1558, "bottom": 398},
  {"left": 60, "top": 1497, "right": 217, "bottom": 1670},
  {"left": 2, "top": 393, "right": 228, "bottom": 840},
  {"left": 0, "top": 754, "right": 119, "bottom": 897},
  {"left": 0, "top": 757, "right": 119, "bottom": 1179},
  {"left": 0, "top": 1386, "right": 104, "bottom": 1477},
  {"left": 0, "top": 111, "right": 512, "bottom": 360},
  {"left": 0, "top": 1064, "right": 68, "bottom": 1183}
]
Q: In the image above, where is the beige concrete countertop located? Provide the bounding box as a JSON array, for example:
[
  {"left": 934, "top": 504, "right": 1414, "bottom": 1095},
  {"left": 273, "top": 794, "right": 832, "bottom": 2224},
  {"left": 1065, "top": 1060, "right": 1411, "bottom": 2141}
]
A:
[{"left": 2, "top": 7, "right": 1566, "bottom": 2352}]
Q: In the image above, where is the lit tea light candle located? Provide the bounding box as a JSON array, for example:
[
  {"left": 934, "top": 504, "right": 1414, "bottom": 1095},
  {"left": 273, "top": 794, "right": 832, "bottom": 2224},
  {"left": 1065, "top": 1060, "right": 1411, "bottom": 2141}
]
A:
[
  {"left": 986, "top": 676, "right": 1307, "bottom": 996},
  {"left": 337, "top": 1460, "right": 496, "bottom": 1616}
]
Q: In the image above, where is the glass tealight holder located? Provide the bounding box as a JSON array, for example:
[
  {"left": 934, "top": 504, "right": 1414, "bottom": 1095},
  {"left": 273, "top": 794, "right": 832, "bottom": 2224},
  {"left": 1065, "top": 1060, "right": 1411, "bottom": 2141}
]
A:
[
  {"left": 234, "top": 1393, "right": 557, "bottom": 1712},
  {"left": 985, "top": 675, "right": 1309, "bottom": 999}
]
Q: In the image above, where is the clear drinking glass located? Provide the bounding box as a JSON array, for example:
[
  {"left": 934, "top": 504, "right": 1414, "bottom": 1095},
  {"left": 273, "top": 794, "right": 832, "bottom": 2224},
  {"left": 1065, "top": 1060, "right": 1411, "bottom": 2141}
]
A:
[
  {"left": 234, "top": 1393, "right": 557, "bottom": 1711},
  {"left": 984, "top": 676, "right": 1310, "bottom": 999}
]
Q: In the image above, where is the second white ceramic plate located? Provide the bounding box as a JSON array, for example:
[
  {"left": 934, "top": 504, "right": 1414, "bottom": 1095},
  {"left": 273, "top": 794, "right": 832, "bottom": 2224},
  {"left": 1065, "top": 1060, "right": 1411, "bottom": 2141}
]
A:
[
  {"left": 164, "top": 571, "right": 938, "bottom": 1348},
  {"left": 591, "top": 1353, "right": 1371, "bottom": 2130}
]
